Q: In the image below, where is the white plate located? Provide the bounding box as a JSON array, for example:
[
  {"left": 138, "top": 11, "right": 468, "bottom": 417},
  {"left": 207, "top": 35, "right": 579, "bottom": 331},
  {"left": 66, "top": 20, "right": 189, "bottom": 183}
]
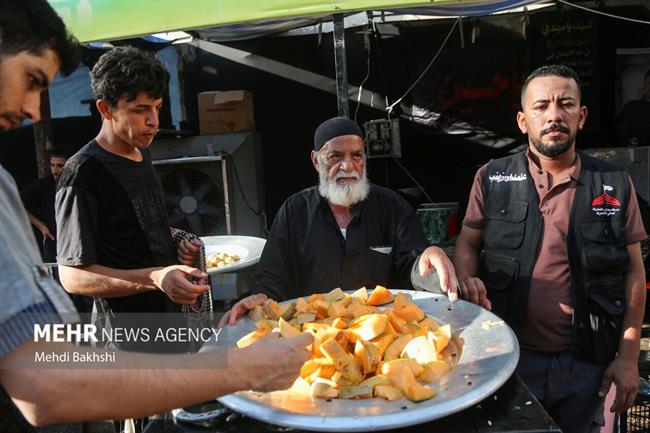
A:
[{"left": 201, "top": 235, "right": 266, "bottom": 275}]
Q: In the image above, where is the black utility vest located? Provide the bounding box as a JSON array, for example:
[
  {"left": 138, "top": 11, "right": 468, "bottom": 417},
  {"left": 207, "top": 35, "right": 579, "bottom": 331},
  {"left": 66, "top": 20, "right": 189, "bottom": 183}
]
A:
[{"left": 480, "top": 151, "right": 630, "bottom": 364}]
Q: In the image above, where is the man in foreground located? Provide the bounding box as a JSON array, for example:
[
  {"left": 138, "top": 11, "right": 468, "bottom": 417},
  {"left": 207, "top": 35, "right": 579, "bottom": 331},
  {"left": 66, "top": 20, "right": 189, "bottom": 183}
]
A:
[
  {"left": 221, "top": 117, "right": 457, "bottom": 325},
  {"left": 452, "top": 64, "right": 646, "bottom": 433},
  {"left": 0, "top": 1, "right": 310, "bottom": 428}
]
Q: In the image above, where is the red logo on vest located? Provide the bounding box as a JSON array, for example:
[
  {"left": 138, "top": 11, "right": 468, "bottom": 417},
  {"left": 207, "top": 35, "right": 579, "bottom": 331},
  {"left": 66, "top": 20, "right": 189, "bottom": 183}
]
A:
[{"left": 591, "top": 193, "right": 621, "bottom": 207}]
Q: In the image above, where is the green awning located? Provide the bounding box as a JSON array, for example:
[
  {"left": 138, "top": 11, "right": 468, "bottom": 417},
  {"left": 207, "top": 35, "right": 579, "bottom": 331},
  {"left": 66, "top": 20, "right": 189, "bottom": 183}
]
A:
[{"left": 49, "top": 0, "right": 540, "bottom": 42}]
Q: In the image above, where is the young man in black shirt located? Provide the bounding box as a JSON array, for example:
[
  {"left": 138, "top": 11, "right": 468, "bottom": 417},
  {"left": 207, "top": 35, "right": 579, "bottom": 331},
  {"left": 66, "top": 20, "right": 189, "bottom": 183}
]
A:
[{"left": 55, "top": 47, "right": 210, "bottom": 350}]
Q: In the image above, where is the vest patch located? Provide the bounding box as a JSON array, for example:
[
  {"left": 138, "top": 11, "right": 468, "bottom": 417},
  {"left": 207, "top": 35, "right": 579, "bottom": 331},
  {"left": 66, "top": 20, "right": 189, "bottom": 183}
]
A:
[
  {"left": 591, "top": 185, "right": 621, "bottom": 216},
  {"left": 488, "top": 173, "right": 527, "bottom": 183}
]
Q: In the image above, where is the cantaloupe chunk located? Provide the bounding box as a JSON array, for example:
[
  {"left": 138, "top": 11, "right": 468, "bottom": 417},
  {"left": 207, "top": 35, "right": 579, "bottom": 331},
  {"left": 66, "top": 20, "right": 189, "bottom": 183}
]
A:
[
  {"left": 295, "top": 297, "right": 309, "bottom": 313},
  {"left": 310, "top": 378, "right": 338, "bottom": 398},
  {"left": 236, "top": 330, "right": 262, "bottom": 348},
  {"left": 311, "top": 300, "right": 330, "bottom": 318},
  {"left": 348, "top": 314, "right": 388, "bottom": 341},
  {"left": 328, "top": 301, "right": 347, "bottom": 318},
  {"left": 430, "top": 324, "right": 451, "bottom": 353},
  {"left": 279, "top": 302, "right": 296, "bottom": 320},
  {"left": 387, "top": 310, "right": 409, "bottom": 334},
  {"left": 312, "top": 327, "right": 339, "bottom": 357},
  {"left": 367, "top": 285, "right": 395, "bottom": 306},
  {"left": 289, "top": 377, "right": 311, "bottom": 394},
  {"left": 360, "top": 375, "right": 391, "bottom": 388},
  {"left": 350, "top": 286, "right": 368, "bottom": 302},
  {"left": 354, "top": 340, "right": 381, "bottom": 375},
  {"left": 326, "top": 287, "right": 345, "bottom": 302},
  {"left": 394, "top": 303, "right": 425, "bottom": 322},
  {"left": 394, "top": 292, "right": 412, "bottom": 310},
  {"left": 307, "top": 294, "right": 326, "bottom": 303},
  {"left": 381, "top": 358, "right": 424, "bottom": 377},
  {"left": 384, "top": 334, "right": 413, "bottom": 361},
  {"left": 369, "top": 333, "right": 395, "bottom": 359},
  {"left": 419, "top": 360, "right": 451, "bottom": 383},
  {"left": 405, "top": 383, "right": 436, "bottom": 402},
  {"left": 248, "top": 305, "right": 265, "bottom": 322},
  {"left": 340, "top": 357, "right": 364, "bottom": 384},
  {"left": 320, "top": 338, "right": 350, "bottom": 369},
  {"left": 347, "top": 304, "right": 378, "bottom": 319},
  {"left": 339, "top": 383, "right": 373, "bottom": 399},
  {"left": 297, "top": 313, "right": 317, "bottom": 324},
  {"left": 263, "top": 299, "right": 281, "bottom": 320},
  {"left": 374, "top": 385, "right": 403, "bottom": 401},
  {"left": 381, "top": 360, "right": 417, "bottom": 393},
  {"left": 401, "top": 335, "right": 438, "bottom": 364},
  {"left": 278, "top": 317, "right": 301, "bottom": 338},
  {"left": 331, "top": 317, "right": 348, "bottom": 329},
  {"left": 418, "top": 316, "right": 440, "bottom": 331}
]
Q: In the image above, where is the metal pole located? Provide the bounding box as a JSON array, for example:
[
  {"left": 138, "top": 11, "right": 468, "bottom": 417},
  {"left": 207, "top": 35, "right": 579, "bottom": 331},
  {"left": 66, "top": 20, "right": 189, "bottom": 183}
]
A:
[
  {"left": 32, "top": 89, "right": 53, "bottom": 178},
  {"left": 333, "top": 13, "right": 349, "bottom": 117}
]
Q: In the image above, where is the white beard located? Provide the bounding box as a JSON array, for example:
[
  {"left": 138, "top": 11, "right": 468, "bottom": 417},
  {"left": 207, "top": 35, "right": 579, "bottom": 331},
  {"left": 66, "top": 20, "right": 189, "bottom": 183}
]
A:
[{"left": 318, "top": 163, "right": 369, "bottom": 207}]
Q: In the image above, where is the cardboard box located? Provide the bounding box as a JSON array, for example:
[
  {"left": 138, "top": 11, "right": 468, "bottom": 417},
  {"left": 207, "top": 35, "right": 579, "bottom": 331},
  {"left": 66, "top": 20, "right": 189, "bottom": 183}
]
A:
[{"left": 197, "top": 90, "right": 255, "bottom": 134}]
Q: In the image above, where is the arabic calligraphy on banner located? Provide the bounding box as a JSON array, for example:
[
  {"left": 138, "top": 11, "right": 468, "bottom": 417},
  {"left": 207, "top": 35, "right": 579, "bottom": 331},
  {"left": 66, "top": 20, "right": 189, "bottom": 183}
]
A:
[
  {"left": 535, "top": 10, "right": 600, "bottom": 124},
  {"left": 411, "top": 45, "right": 525, "bottom": 133}
]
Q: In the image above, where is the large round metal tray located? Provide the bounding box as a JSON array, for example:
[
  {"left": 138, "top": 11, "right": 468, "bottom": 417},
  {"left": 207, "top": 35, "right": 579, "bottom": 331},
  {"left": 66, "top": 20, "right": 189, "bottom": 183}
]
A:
[{"left": 216, "top": 289, "right": 519, "bottom": 432}]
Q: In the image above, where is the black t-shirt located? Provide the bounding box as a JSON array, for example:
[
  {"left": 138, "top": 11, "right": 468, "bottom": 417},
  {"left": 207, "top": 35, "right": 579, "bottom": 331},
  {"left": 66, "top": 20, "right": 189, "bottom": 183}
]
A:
[
  {"left": 20, "top": 175, "right": 57, "bottom": 262},
  {"left": 255, "top": 185, "right": 428, "bottom": 301},
  {"left": 56, "top": 140, "right": 179, "bottom": 316}
]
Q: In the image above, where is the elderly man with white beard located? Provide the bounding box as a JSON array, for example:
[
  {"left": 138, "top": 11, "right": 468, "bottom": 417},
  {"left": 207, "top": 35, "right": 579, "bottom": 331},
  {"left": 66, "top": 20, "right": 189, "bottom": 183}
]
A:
[{"left": 219, "top": 117, "right": 458, "bottom": 326}]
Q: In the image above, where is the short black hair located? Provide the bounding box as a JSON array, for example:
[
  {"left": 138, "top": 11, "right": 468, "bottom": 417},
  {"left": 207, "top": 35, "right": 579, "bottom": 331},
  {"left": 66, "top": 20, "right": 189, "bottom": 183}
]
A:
[
  {"left": 49, "top": 150, "right": 69, "bottom": 160},
  {"left": 91, "top": 46, "right": 170, "bottom": 107},
  {"left": 521, "top": 64, "right": 582, "bottom": 106},
  {"left": 0, "top": 0, "right": 80, "bottom": 77}
]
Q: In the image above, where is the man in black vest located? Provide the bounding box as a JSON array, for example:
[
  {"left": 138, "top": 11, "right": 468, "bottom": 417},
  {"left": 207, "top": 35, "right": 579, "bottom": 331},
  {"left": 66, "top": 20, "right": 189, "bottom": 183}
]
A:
[{"left": 452, "top": 65, "right": 647, "bottom": 433}]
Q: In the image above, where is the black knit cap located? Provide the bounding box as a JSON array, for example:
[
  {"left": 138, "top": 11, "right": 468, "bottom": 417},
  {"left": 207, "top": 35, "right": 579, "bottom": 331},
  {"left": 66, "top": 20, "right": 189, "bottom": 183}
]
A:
[{"left": 313, "top": 117, "right": 364, "bottom": 151}]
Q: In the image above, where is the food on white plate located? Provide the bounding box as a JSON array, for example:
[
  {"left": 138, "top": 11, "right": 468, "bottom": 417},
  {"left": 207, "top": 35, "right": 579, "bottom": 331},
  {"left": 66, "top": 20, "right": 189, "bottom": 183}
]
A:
[
  {"left": 206, "top": 251, "right": 241, "bottom": 269},
  {"left": 237, "top": 286, "right": 460, "bottom": 402}
]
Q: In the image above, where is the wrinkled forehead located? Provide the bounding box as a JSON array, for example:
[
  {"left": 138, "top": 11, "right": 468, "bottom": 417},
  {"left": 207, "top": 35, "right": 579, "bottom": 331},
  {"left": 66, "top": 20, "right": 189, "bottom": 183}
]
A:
[{"left": 320, "top": 134, "right": 365, "bottom": 154}]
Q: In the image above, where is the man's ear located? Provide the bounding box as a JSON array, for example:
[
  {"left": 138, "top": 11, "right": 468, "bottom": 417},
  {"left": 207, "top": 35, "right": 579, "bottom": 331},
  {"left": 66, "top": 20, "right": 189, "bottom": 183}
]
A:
[
  {"left": 96, "top": 99, "right": 112, "bottom": 120},
  {"left": 578, "top": 105, "right": 588, "bottom": 130},
  {"left": 311, "top": 150, "right": 319, "bottom": 172},
  {"left": 516, "top": 111, "right": 527, "bottom": 134}
]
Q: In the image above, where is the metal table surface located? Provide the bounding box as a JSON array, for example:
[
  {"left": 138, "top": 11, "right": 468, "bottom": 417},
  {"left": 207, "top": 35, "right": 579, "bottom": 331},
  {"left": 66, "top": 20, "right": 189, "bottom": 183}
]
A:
[{"left": 142, "top": 374, "right": 560, "bottom": 433}]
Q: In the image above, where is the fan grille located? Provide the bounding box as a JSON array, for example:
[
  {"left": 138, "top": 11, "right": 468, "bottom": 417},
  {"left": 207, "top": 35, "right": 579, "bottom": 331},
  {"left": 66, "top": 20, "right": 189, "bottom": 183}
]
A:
[{"left": 155, "top": 161, "right": 228, "bottom": 236}]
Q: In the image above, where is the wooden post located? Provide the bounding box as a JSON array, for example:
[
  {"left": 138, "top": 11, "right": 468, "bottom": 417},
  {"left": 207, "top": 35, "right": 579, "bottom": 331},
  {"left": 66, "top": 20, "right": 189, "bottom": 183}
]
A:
[{"left": 32, "top": 89, "right": 53, "bottom": 178}]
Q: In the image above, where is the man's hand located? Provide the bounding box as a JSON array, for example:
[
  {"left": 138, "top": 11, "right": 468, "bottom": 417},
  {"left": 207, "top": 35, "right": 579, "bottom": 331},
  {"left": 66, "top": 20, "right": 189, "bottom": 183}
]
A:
[
  {"left": 599, "top": 357, "right": 640, "bottom": 413},
  {"left": 177, "top": 239, "right": 201, "bottom": 266},
  {"left": 239, "top": 332, "right": 313, "bottom": 392},
  {"left": 418, "top": 246, "right": 459, "bottom": 301},
  {"left": 458, "top": 277, "right": 492, "bottom": 310},
  {"left": 218, "top": 293, "right": 268, "bottom": 327},
  {"left": 38, "top": 224, "right": 54, "bottom": 241},
  {"left": 151, "top": 265, "right": 210, "bottom": 305}
]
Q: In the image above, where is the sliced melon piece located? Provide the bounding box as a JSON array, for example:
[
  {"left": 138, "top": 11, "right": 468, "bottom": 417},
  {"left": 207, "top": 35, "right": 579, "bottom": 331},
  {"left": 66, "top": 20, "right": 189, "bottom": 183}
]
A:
[
  {"left": 348, "top": 314, "right": 388, "bottom": 341},
  {"left": 393, "top": 292, "right": 412, "bottom": 310},
  {"left": 350, "top": 286, "right": 368, "bottom": 302},
  {"left": 383, "top": 334, "right": 413, "bottom": 361},
  {"left": 405, "top": 383, "right": 436, "bottom": 402},
  {"left": 401, "top": 335, "right": 438, "bottom": 364},
  {"left": 320, "top": 337, "right": 350, "bottom": 369},
  {"left": 278, "top": 317, "right": 301, "bottom": 338},
  {"left": 360, "top": 374, "right": 391, "bottom": 389},
  {"left": 381, "top": 359, "right": 417, "bottom": 393},
  {"left": 369, "top": 333, "right": 396, "bottom": 359},
  {"left": 310, "top": 378, "right": 339, "bottom": 398},
  {"left": 339, "top": 383, "right": 373, "bottom": 399},
  {"left": 263, "top": 299, "right": 281, "bottom": 320},
  {"left": 387, "top": 310, "right": 409, "bottom": 334},
  {"left": 248, "top": 305, "right": 265, "bottom": 322},
  {"left": 328, "top": 301, "right": 347, "bottom": 318},
  {"left": 419, "top": 360, "right": 451, "bottom": 383},
  {"left": 418, "top": 316, "right": 440, "bottom": 331},
  {"left": 279, "top": 302, "right": 296, "bottom": 320},
  {"left": 394, "top": 303, "right": 425, "bottom": 323},
  {"left": 374, "top": 385, "right": 404, "bottom": 401},
  {"left": 236, "top": 330, "right": 262, "bottom": 348},
  {"left": 326, "top": 287, "right": 346, "bottom": 303},
  {"left": 430, "top": 324, "right": 451, "bottom": 353},
  {"left": 367, "top": 285, "right": 395, "bottom": 306},
  {"left": 381, "top": 358, "right": 424, "bottom": 377},
  {"left": 297, "top": 313, "right": 317, "bottom": 324}
]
